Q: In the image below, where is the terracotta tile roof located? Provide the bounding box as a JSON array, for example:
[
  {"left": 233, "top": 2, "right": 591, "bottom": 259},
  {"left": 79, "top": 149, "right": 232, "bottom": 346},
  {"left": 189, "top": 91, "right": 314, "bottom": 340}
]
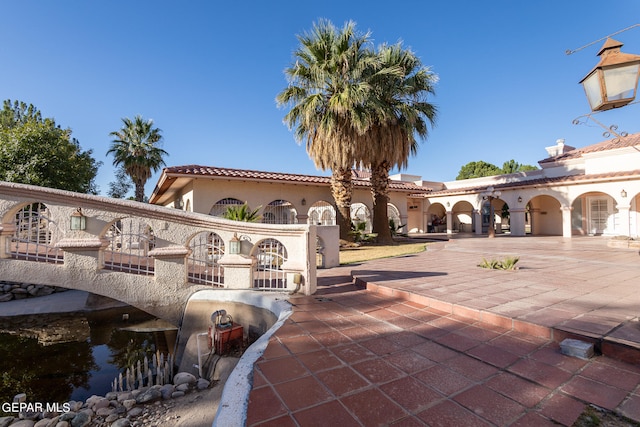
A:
[
  {"left": 162, "top": 165, "right": 431, "bottom": 193},
  {"left": 428, "top": 169, "right": 640, "bottom": 197},
  {"left": 539, "top": 132, "right": 640, "bottom": 164}
]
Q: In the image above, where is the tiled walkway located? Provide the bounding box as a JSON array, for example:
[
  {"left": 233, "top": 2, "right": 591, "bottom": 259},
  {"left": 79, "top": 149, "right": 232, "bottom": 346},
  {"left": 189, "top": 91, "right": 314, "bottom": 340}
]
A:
[{"left": 246, "top": 236, "right": 640, "bottom": 426}]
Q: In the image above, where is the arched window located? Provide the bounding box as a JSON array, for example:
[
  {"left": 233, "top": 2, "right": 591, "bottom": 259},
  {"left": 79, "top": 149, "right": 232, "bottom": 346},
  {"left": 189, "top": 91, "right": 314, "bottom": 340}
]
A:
[
  {"left": 307, "top": 201, "right": 336, "bottom": 226},
  {"left": 209, "top": 198, "right": 244, "bottom": 217},
  {"left": 262, "top": 200, "right": 297, "bottom": 224}
]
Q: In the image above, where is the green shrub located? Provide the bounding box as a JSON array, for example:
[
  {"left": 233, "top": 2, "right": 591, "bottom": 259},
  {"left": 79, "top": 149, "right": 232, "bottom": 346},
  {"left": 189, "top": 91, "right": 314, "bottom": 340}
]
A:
[{"left": 478, "top": 256, "right": 519, "bottom": 270}]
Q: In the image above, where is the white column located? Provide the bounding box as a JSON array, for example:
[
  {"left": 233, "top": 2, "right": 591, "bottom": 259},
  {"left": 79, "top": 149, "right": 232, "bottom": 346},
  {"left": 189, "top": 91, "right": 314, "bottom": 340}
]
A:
[
  {"left": 446, "top": 211, "right": 453, "bottom": 234},
  {"left": 474, "top": 209, "right": 483, "bottom": 235},
  {"left": 561, "top": 206, "right": 573, "bottom": 238},
  {"left": 616, "top": 204, "right": 631, "bottom": 237},
  {"left": 509, "top": 208, "right": 527, "bottom": 236}
]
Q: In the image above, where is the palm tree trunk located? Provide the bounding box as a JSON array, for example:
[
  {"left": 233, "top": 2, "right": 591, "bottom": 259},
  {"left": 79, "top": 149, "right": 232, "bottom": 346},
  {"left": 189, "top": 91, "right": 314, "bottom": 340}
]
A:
[
  {"left": 134, "top": 179, "right": 145, "bottom": 202},
  {"left": 331, "top": 167, "right": 353, "bottom": 241},
  {"left": 371, "top": 161, "right": 394, "bottom": 244}
]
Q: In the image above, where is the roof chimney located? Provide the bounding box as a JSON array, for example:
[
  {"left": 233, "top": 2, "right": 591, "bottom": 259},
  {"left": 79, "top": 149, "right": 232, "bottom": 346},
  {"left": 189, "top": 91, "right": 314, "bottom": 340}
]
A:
[{"left": 545, "top": 138, "right": 575, "bottom": 157}]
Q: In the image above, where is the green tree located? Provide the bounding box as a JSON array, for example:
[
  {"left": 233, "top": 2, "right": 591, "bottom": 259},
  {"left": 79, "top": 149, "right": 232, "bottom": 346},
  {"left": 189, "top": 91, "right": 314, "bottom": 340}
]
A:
[
  {"left": 107, "top": 166, "right": 133, "bottom": 199},
  {"left": 277, "top": 20, "right": 376, "bottom": 241},
  {"left": 0, "top": 100, "right": 101, "bottom": 193},
  {"left": 223, "top": 203, "right": 261, "bottom": 222},
  {"left": 501, "top": 159, "right": 538, "bottom": 174},
  {"left": 362, "top": 43, "right": 437, "bottom": 244},
  {"left": 456, "top": 161, "right": 503, "bottom": 180},
  {"left": 456, "top": 159, "right": 538, "bottom": 180},
  {"left": 108, "top": 115, "right": 168, "bottom": 202}
]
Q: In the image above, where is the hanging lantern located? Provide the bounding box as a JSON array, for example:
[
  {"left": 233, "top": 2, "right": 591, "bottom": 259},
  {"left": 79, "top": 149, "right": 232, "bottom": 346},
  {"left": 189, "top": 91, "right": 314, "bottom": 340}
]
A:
[{"left": 580, "top": 38, "right": 640, "bottom": 111}]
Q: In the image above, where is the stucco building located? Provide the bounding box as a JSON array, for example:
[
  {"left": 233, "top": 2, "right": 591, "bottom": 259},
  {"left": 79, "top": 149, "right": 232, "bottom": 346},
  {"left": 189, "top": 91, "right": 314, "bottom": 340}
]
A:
[{"left": 150, "top": 132, "right": 640, "bottom": 239}]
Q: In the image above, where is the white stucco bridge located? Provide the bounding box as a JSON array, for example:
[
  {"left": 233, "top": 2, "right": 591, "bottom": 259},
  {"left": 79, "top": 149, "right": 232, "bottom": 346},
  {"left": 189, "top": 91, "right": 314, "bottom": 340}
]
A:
[{"left": 0, "top": 182, "right": 330, "bottom": 324}]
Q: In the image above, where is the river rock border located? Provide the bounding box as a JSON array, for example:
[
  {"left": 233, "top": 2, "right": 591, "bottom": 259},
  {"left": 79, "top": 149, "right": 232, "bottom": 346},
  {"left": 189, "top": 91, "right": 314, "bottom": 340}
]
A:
[
  {"left": 0, "top": 372, "right": 209, "bottom": 427},
  {"left": 0, "top": 282, "right": 67, "bottom": 303}
]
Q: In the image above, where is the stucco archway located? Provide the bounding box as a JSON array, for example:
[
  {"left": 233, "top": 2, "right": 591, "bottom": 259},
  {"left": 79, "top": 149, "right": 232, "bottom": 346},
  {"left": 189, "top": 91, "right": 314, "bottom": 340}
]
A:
[
  {"left": 571, "top": 191, "right": 620, "bottom": 236},
  {"left": 451, "top": 201, "right": 474, "bottom": 233},
  {"left": 528, "top": 195, "right": 562, "bottom": 236}
]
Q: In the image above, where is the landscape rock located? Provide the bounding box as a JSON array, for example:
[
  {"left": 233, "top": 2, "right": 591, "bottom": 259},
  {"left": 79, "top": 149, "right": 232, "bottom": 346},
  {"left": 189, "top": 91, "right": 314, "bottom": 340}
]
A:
[
  {"left": 173, "top": 372, "right": 196, "bottom": 387},
  {"left": 135, "top": 388, "right": 162, "bottom": 405},
  {"left": 196, "top": 378, "right": 210, "bottom": 390},
  {"left": 0, "top": 417, "right": 15, "bottom": 427},
  {"left": 127, "top": 407, "right": 143, "bottom": 418},
  {"left": 110, "top": 419, "right": 130, "bottom": 427},
  {"left": 69, "top": 411, "right": 90, "bottom": 427}
]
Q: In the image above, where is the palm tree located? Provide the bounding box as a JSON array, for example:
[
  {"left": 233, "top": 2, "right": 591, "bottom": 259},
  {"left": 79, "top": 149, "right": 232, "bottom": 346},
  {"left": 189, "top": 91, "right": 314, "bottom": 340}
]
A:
[
  {"left": 223, "top": 203, "right": 262, "bottom": 222},
  {"left": 108, "top": 115, "right": 168, "bottom": 202},
  {"left": 277, "top": 20, "right": 376, "bottom": 241},
  {"left": 362, "top": 44, "right": 438, "bottom": 244}
]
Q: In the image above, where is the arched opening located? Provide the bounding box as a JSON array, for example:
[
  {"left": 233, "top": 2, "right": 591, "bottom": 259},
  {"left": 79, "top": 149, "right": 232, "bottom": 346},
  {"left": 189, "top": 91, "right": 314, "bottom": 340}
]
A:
[
  {"left": 209, "top": 198, "right": 243, "bottom": 217},
  {"left": 426, "top": 203, "right": 446, "bottom": 233},
  {"left": 307, "top": 201, "right": 336, "bottom": 226},
  {"left": 104, "top": 218, "right": 155, "bottom": 274},
  {"left": 253, "top": 238, "right": 287, "bottom": 290},
  {"left": 528, "top": 195, "right": 562, "bottom": 236},
  {"left": 350, "top": 203, "right": 371, "bottom": 233},
  {"left": 262, "top": 200, "right": 297, "bottom": 224},
  {"left": 387, "top": 203, "right": 403, "bottom": 235},
  {"left": 187, "top": 231, "right": 225, "bottom": 286},
  {"left": 451, "top": 201, "right": 474, "bottom": 233},
  {"left": 571, "top": 191, "right": 619, "bottom": 236},
  {"left": 11, "top": 202, "right": 62, "bottom": 263}
]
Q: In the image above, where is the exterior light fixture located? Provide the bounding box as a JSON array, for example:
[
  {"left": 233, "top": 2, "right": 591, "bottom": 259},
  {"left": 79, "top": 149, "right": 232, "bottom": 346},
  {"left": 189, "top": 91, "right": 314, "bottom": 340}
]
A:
[
  {"left": 301, "top": 198, "right": 306, "bottom": 206},
  {"left": 446, "top": 201, "right": 450, "bottom": 207},
  {"left": 518, "top": 196, "right": 523, "bottom": 203},
  {"left": 70, "top": 207, "right": 86, "bottom": 231},
  {"left": 580, "top": 38, "right": 640, "bottom": 112},
  {"left": 621, "top": 189, "right": 628, "bottom": 198},
  {"left": 228, "top": 233, "right": 241, "bottom": 255}
]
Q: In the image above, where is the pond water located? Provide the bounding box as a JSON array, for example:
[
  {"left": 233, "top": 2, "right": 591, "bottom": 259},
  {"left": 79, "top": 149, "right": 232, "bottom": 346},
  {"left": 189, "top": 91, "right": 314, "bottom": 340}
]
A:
[{"left": 0, "top": 306, "right": 177, "bottom": 412}]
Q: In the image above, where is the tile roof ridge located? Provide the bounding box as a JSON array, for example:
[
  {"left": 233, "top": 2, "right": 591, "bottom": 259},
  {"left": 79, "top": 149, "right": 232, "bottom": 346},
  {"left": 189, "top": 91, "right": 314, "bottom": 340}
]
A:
[{"left": 539, "top": 131, "right": 640, "bottom": 163}]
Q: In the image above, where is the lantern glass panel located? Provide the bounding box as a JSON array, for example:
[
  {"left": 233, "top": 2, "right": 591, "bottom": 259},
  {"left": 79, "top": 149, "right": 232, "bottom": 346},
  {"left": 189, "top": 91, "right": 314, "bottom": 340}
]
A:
[
  {"left": 582, "top": 72, "right": 603, "bottom": 110},
  {"left": 603, "top": 63, "right": 640, "bottom": 101}
]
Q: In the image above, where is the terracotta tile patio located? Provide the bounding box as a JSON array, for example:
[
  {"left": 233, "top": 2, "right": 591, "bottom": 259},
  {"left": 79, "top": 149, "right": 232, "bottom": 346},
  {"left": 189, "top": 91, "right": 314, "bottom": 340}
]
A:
[{"left": 246, "top": 236, "right": 640, "bottom": 426}]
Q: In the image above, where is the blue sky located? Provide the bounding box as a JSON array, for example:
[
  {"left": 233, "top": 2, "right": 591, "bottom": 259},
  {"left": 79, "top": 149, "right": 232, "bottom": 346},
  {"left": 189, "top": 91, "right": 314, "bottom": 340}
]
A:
[{"left": 2, "top": 1, "right": 640, "bottom": 197}]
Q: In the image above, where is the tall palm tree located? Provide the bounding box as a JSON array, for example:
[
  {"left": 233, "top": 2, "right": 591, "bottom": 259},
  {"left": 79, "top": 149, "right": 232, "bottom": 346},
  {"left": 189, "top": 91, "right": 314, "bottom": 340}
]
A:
[
  {"left": 363, "top": 44, "right": 438, "bottom": 244},
  {"left": 277, "top": 20, "right": 376, "bottom": 241},
  {"left": 108, "top": 115, "right": 168, "bottom": 202}
]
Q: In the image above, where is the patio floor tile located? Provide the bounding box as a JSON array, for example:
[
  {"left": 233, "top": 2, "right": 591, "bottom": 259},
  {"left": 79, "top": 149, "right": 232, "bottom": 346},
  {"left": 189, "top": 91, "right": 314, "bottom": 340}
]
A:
[
  {"left": 273, "top": 376, "right": 333, "bottom": 412},
  {"left": 351, "top": 358, "right": 406, "bottom": 385},
  {"left": 379, "top": 376, "right": 443, "bottom": 413},
  {"left": 416, "top": 399, "right": 492, "bottom": 427},
  {"left": 507, "top": 358, "right": 573, "bottom": 389},
  {"left": 246, "top": 385, "right": 288, "bottom": 425},
  {"left": 256, "top": 356, "right": 308, "bottom": 384},
  {"left": 315, "top": 366, "right": 369, "bottom": 397},
  {"left": 292, "top": 400, "right": 361, "bottom": 427},
  {"left": 560, "top": 375, "right": 629, "bottom": 410},
  {"left": 340, "top": 388, "right": 408, "bottom": 426},
  {"left": 453, "top": 384, "right": 527, "bottom": 426}
]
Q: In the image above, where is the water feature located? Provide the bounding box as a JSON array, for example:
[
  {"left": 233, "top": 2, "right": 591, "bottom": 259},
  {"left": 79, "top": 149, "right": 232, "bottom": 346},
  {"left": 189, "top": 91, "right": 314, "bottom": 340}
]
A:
[{"left": 0, "top": 305, "right": 177, "bottom": 413}]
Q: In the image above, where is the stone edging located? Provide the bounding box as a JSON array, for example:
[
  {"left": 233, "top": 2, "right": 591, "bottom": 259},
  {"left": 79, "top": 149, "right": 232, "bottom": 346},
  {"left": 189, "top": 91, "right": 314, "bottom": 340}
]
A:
[
  {"left": 0, "top": 282, "right": 67, "bottom": 303},
  {"left": 0, "top": 372, "right": 208, "bottom": 427}
]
